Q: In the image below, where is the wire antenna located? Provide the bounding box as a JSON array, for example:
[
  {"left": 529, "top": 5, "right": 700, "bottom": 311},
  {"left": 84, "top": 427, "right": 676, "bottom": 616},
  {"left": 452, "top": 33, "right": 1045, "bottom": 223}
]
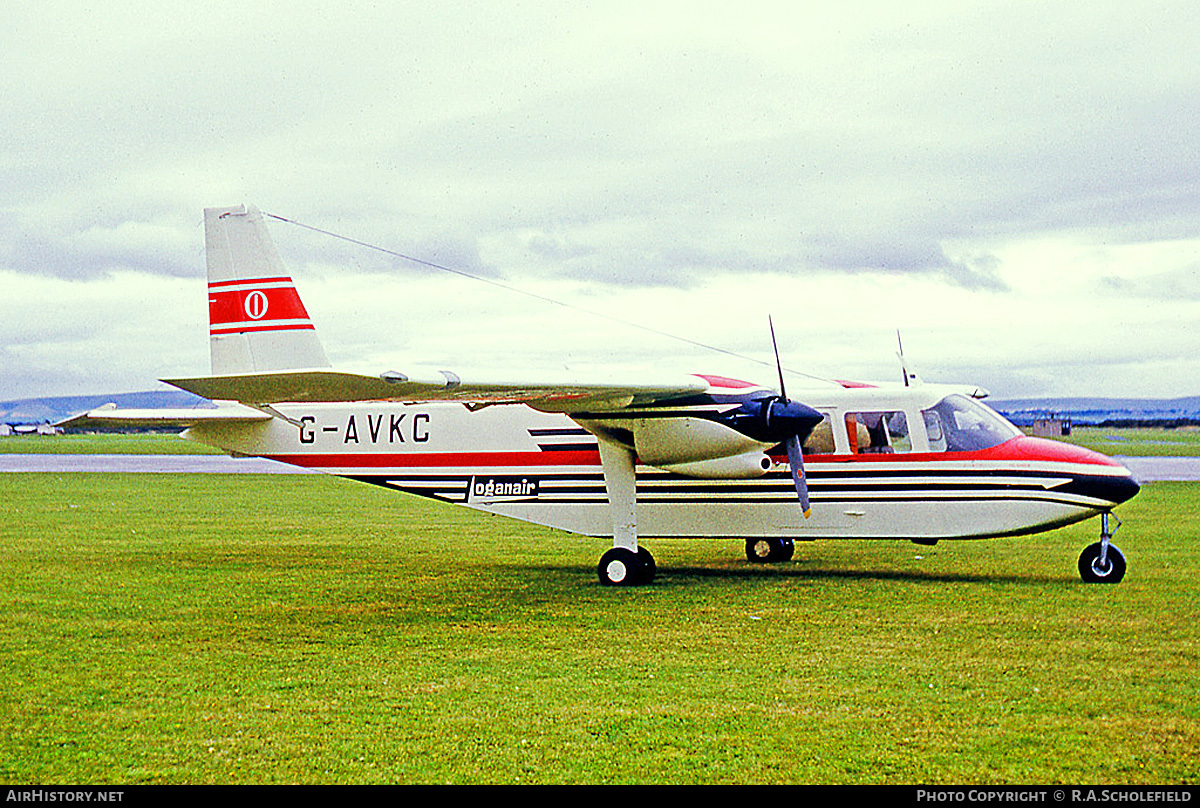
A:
[{"left": 264, "top": 212, "right": 836, "bottom": 386}]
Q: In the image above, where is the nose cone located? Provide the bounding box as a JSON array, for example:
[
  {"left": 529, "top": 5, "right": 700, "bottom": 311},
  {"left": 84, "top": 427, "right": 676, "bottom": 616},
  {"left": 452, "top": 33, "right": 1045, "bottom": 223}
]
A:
[
  {"left": 1102, "top": 470, "right": 1141, "bottom": 505},
  {"left": 1007, "top": 437, "right": 1140, "bottom": 507},
  {"left": 1073, "top": 468, "right": 1140, "bottom": 507}
]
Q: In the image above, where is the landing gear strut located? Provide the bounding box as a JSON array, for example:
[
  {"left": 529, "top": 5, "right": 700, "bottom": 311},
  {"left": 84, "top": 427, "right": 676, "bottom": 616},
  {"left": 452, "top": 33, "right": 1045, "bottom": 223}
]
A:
[
  {"left": 1079, "top": 512, "right": 1126, "bottom": 584},
  {"left": 594, "top": 441, "right": 657, "bottom": 586}
]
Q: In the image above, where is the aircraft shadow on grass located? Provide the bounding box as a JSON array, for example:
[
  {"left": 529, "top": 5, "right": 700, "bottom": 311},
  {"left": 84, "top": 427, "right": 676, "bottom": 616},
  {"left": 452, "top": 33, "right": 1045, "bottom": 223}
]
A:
[{"left": 516, "top": 562, "right": 1062, "bottom": 588}]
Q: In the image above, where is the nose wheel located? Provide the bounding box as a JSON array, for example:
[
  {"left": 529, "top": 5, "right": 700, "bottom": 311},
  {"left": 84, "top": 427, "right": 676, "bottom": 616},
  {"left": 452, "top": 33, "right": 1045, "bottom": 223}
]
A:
[{"left": 1079, "top": 512, "right": 1126, "bottom": 583}]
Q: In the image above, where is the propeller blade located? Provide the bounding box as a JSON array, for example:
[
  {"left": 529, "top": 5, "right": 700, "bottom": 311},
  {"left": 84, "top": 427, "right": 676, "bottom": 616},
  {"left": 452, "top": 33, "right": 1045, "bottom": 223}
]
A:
[
  {"left": 785, "top": 434, "right": 811, "bottom": 518},
  {"left": 770, "top": 316, "right": 811, "bottom": 518},
  {"left": 768, "top": 315, "right": 787, "bottom": 401}
]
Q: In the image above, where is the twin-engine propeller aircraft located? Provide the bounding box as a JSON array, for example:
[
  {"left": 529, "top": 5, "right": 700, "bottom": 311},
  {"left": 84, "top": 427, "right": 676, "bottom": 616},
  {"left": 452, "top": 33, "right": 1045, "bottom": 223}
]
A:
[{"left": 64, "top": 205, "right": 1141, "bottom": 585}]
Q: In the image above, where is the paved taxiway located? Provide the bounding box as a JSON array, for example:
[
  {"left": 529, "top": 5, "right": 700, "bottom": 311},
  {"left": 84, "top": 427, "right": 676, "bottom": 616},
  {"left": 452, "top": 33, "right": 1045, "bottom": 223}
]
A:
[{"left": 0, "top": 454, "right": 314, "bottom": 473}]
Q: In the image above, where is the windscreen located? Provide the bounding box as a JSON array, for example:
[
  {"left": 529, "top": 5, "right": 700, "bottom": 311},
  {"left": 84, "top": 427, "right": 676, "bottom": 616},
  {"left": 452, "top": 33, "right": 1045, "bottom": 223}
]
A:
[{"left": 922, "top": 394, "right": 1022, "bottom": 452}]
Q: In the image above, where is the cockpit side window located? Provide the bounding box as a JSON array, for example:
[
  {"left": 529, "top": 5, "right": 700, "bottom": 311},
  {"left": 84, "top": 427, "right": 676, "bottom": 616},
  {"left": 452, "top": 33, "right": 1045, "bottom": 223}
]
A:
[
  {"left": 924, "top": 409, "right": 947, "bottom": 452},
  {"left": 921, "top": 394, "right": 1021, "bottom": 452}
]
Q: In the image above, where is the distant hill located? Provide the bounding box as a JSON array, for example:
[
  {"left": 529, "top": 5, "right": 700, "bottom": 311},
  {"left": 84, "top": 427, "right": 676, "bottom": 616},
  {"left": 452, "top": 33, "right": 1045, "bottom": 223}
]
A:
[
  {"left": 0, "top": 390, "right": 213, "bottom": 425},
  {"left": 990, "top": 397, "right": 1200, "bottom": 426}
]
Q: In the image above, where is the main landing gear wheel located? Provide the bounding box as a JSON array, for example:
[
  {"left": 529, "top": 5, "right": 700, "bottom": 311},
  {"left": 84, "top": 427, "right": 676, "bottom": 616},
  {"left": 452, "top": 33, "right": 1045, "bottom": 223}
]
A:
[
  {"left": 598, "top": 547, "right": 656, "bottom": 586},
  {"left": 636, "top": 547, "right": 656, "bottom": 583},
  {"left": 1078, "top": 511, "right": 1126, "bottom": 584},
  {"left": 745, "top": 537, "right": 795, "bottom": 564},
  {"left": 1079, "top": 542, "right": 1126, "bottom": 583}
]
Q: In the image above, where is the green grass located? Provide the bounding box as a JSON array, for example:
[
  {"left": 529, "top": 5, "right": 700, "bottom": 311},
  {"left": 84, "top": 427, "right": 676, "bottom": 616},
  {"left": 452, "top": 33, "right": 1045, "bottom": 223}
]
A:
[
  {"left": 1031, "top": 426, "right": 1200, "bottom": 457},
  {"left": 0, "top": 473, "right": 1196, "bottom": 784},
  {"left": 0, "top": 433, "right": 220, "bottom": 455}
]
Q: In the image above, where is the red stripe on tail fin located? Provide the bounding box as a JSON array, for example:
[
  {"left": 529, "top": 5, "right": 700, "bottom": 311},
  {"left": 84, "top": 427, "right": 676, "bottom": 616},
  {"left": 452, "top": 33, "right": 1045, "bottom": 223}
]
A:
[{"left": 208, "top": 281, "right": 314, "bottom": 335}]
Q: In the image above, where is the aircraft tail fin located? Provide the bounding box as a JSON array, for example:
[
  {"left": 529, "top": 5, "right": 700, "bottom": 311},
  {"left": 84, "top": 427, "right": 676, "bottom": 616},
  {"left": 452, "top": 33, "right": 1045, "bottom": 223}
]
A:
[{"left": 205, "top": 205, "right": 331, "bottom": 375}]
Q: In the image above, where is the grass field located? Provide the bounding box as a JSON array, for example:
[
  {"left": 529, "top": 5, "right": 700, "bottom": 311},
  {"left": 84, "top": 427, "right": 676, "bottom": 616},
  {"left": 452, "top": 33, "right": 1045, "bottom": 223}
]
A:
[
  {"left": 1035, "top": 426, "right": 1200, "bottom": 458},
  {"left": 0, "top": 433, "right": 220, "bottom": 455},
  {"left": 0, "top": 472, "right": 1196, "bottom": 784}
]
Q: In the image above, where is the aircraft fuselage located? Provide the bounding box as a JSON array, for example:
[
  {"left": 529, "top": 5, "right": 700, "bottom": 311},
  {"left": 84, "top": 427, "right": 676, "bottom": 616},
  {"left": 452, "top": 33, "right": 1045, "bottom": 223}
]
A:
[{"left": 183, "top": 382, "right": 1139, "bottom": 543}]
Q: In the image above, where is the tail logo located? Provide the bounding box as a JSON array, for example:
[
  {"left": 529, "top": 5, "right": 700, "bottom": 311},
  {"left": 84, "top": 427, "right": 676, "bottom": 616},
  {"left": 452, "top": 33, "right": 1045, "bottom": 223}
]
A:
[
  {"left": 208, "top": 277, "right": 315, "bottom": 335},
  {"left": 244, "top": 290, "right": 269, "bottom": 320}
]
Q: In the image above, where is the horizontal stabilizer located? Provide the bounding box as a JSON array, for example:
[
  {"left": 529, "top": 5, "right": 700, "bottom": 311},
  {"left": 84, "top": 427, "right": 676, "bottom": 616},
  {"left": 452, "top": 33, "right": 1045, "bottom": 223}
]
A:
[
  {"left": 164, "top": 369, "right": 710, "bottom": 413},
  {"left": 56, "top": 401, "right": 272, "bottom": 430}
]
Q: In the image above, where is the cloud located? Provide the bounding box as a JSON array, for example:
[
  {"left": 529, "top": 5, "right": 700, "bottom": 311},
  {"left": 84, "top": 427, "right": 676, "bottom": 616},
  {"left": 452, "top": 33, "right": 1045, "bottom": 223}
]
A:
[
  {"left": 0, "top": 269, "right": 205, "bottom": 399},
  {"left": 0, "top": 206, "right": 198, "bottom": 280},
  {"left": 1, "top": 1, "right": 1199, "bottom": 398},
  {"left": 1100, "top": 262, "right": 1200, "bottom": 301}
]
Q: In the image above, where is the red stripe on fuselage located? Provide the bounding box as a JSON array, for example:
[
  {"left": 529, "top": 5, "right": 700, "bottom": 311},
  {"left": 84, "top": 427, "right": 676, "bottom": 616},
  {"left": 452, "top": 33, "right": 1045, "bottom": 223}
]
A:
[
  {"left": 773, "top": 437, "right": 1126, "bottom": 468},
  {"left": 264, "top": 449, "right": 602, "bottom": 469},
  {"left": 979, "top": 436, "right": 1126, "bottom": 467}
]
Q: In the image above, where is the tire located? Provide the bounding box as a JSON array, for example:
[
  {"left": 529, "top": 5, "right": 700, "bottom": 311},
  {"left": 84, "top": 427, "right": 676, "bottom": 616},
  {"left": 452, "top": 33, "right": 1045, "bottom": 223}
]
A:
[
  {"left": 598, "top": 548, "right": 644, "bottom": 586},
  {"left": 636, "top": 547, "right": 656, "bottom": 584},
  {"left": 1078, "top": 542, "right": 1126, "bottom": 584},
  {"left": 745, "top": 537, "right": 794, "bottom": 564},
  {"left": 776, "top": 537, "right": 795, "bottom": 563}
]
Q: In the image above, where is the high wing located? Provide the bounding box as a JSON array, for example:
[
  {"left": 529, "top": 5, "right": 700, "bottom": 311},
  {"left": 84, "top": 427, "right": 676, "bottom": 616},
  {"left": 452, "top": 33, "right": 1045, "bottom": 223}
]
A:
[{"left": 163, "top": 368, "right": 711, "bottom": 413}]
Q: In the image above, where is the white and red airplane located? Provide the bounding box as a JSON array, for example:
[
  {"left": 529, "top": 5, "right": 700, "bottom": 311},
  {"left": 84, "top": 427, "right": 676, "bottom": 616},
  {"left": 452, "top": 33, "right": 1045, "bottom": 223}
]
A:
[{"left": 66, "top": 205, "right": 1141, "bottom": 585}]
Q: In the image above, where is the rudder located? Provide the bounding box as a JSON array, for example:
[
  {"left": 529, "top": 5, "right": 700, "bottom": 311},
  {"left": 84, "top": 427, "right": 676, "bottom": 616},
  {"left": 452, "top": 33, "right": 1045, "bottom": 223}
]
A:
[{"left": 205, "top": 205, "right": 331, "bottom": 374}]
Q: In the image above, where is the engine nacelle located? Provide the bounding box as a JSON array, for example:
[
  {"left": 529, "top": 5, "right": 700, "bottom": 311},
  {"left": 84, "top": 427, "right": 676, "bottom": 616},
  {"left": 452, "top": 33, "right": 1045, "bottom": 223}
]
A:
[
  {"left": 655, "top": 451, "right": 773, "bottom": 479},
  {"left": 584, "top": 415, "right": 770, "bottom": 465}
]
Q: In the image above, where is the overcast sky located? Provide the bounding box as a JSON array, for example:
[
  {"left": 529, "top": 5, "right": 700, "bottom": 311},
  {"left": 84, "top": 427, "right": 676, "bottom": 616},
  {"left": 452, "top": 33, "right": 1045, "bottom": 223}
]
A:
[{"left": 2, "top": 0, "right": 1198, "bottom": 401}]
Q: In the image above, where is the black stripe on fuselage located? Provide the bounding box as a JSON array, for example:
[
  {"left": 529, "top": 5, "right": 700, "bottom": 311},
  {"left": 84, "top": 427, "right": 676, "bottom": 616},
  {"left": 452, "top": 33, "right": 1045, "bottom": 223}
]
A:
[{"left": 343, "top": 467, "right": 1132, "bottom": 508}]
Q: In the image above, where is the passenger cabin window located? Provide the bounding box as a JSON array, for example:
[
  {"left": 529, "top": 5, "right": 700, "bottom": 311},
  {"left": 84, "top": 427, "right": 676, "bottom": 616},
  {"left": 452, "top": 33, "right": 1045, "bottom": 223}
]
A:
[
  {"left": 845, "top": 411, "right": 911, "bottom": 454},
  {"left": 922, "top": 394, "right": 1021, "bottom": 452},
  {"left": 802, "top": 413, "right": 835, "bottom": 455}
]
